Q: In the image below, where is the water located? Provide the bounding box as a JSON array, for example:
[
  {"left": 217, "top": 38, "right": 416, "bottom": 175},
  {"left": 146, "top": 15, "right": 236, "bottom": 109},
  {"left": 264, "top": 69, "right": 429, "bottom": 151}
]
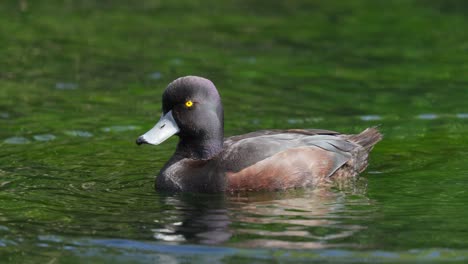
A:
[{"left": 1, "top": 0, "right": 468, "bottom": 263}]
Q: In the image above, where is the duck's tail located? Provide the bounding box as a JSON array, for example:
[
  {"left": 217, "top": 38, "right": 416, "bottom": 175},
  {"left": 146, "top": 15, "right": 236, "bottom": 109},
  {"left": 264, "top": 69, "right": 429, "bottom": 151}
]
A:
[{"left": 349, "top": 127, "right": 382, "bottom": 151}]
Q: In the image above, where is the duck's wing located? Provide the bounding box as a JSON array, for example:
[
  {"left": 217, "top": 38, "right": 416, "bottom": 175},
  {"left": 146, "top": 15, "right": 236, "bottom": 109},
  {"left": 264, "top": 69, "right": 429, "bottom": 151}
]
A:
[
  {"left": 224, "top": 129, "right": 340, "bottom": 143},
  {"left": 222, "top": 131, "right": 357, "bottom": 173},
  {"left": 221, "top": 128, "right": 382, "bottom": 192}
]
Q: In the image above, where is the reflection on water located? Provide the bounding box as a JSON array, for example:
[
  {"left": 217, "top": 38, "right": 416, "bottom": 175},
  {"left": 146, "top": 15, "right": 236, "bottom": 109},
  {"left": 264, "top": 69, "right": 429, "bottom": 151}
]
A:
[
  {"left": 17, "top": 236, "right": 468, "bottom": 263},
  {"left": 151, "top": 185, "right": 371, "bottom": 249},
  {"left": 153, "top": 194, "right": 232, "bottom": 245},
  {"left": 229, "top": 187, "right": 371, "bottom": 250}
]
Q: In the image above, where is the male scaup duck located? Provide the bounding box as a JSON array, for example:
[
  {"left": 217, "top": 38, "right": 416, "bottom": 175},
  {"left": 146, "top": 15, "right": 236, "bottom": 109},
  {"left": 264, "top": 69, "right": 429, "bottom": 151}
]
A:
[{"left": 136, "top": 76, "right": 382, "bottom": 193}]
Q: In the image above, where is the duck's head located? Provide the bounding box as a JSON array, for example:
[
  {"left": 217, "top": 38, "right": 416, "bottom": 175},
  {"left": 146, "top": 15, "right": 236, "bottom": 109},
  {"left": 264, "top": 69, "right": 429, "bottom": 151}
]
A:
[{"left": 136, "top": 76, "right": 224, "bottom": 159}]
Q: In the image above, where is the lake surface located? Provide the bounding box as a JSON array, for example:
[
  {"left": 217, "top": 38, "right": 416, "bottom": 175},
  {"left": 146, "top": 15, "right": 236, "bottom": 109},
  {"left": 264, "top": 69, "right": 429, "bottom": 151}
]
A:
[{"left": 1, "top": 0, "right": 468, "bottom": 263}]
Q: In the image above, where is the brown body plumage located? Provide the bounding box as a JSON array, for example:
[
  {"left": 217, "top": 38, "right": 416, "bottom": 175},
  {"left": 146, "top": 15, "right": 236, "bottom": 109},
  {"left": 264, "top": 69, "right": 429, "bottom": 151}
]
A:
[{"left": 224, "top": 128, "right": 382, "bottom": 192}]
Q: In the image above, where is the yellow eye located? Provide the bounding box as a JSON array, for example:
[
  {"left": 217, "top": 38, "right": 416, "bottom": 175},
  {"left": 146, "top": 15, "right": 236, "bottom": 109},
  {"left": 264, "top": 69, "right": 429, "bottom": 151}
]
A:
[{"left": 185, "top": 100, "right": 193, "bottom": 108}]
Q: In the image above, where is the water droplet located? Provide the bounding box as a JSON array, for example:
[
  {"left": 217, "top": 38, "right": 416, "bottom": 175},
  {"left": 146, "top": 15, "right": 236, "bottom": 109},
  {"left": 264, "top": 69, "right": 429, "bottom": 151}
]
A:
[
  {"left": 64, "top": 130, "right": 93, "bottom": 137},
  {"left": 360, "top": 115, "right": 381, "bottom": 121},
  {"left": 101, "top": 125, "right": 140, "bottom": 132},
  {"left": 55, "top": 82, "right": 78, "bottom": 90},
  {"left": 417, "top": 114, "right": 438, "bottom": 120},
  {"left": 456, "top": 113, "right": 468, "bottom": 119},
  {"left": 33, "top": 134, "right": 56, "bottom": 142},
  {"left": 3, "top": 137, "right": 30, "bottom": 144},
  {"left": 148, "top": 72, "right": 162, "bottom": 80}
]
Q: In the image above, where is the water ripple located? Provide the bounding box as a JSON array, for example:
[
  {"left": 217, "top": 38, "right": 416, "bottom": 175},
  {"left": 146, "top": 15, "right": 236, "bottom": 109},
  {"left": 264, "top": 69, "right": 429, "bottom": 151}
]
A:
[
  {"left": 64, "top": 130, "right": 93, "bottom": 137},
  {"left": 101, "top": 125, "right": 140, "bottom": 132},
  {"left": 148, "top": 72, "right": 162, "bottom": 80},
  {"left": 55, "top": 82, "right": 78, "bottom": 90},
  {"left": 417, "top": 114, "right": 438, "bottom": 120},
  {"left": 3, "top": 137, "right": 30, "bottom": 144},
  {"left": 11, "top": 237, "right": 468, "bottom": 263},
  {"left": 33, "top": 134, "right": 56, "bottom": 142},
  {"left": 0, "top": 112, "right": 10, "bottom": 119},
  {"left": 360, "top": 115, "right": 382, "bottom": 121}
]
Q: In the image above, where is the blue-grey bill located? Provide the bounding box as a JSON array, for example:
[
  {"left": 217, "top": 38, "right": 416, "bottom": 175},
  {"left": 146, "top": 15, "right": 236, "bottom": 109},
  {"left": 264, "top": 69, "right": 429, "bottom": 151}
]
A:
[{"left": 138, "top": 110, "right": 180, "bottom": 145}]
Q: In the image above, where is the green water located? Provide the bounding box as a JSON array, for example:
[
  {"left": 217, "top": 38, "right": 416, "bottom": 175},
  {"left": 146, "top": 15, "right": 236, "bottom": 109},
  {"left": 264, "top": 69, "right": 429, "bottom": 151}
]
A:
[{"left": 1, "top": 0, "right": 468, "bottom": 262}]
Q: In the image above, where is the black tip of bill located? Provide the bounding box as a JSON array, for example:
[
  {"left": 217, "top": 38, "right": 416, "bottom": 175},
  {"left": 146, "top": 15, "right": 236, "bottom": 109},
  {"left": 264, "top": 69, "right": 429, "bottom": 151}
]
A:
[{"left": 136, "top": 136, "right": 148, "bottom": 145}]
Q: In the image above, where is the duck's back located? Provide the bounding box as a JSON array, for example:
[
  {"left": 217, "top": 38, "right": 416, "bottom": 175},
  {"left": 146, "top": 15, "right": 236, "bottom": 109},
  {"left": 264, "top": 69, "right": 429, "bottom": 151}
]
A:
[{"left": 222, "top": 128, "right": 381, "bottom": 192}]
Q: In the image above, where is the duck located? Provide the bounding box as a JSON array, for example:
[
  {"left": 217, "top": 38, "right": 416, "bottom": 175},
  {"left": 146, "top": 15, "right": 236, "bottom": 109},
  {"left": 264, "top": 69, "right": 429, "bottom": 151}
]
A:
[{"left": 136, "top": 76, "right": 382, "bottom": 193}]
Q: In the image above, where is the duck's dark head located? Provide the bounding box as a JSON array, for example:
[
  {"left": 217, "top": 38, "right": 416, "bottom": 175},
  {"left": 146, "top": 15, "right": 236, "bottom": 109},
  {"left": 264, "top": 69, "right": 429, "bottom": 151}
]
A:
[{"left": 136, "top": 76, "right": 224, "bottom": 159}]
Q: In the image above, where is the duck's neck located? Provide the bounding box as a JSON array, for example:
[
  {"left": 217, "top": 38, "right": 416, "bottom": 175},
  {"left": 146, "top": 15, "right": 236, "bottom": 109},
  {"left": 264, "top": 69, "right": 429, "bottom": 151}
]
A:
[{"left": 176, "top": 134, "right": 224, "bottom": 160}]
